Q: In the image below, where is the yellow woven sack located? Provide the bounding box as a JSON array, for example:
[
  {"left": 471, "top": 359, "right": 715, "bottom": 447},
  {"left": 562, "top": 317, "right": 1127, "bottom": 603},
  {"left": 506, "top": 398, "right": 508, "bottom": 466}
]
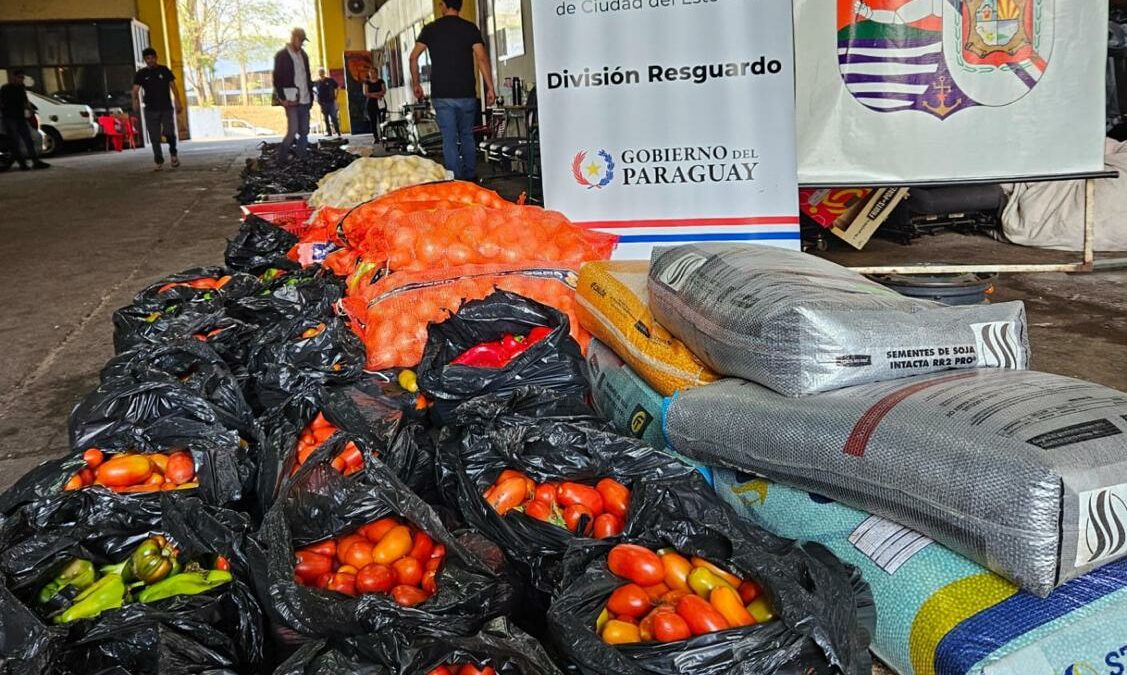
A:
[{"left": 577, "top": 260, "right": 719, "bottom": 396}]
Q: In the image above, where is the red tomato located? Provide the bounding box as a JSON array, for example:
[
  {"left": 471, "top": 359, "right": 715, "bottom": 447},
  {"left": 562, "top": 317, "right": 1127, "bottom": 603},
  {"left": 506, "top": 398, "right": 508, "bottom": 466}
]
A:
[
  {"left": 427, "top": 668, "right": 453, "bottom": 675},
  {"left": 653, "top": 612, "right": 692, "bottom": 642},
  {"left": 606, "top": 583, "right": 652, "bottom": 619},
  {"left": 355, "top": 563, "right": 396, "bottom": 594},
  {"left": 359, "top": 517, "right": 400, "bottom": 544},
  {"left": 421, "top": 568, "right": 438, "bottom": 594},
  {"left": 336, "top": 534, "right": 367, "bottom": 564},
  {"left": 94, "top": 455, "right": 153, "bottom": 487},
  {"left": 391, "top": 584, "right": 430, "bottom": 607},
  {"left": 457, "top": 665, "right": 496, "bottom": 675},
  {"left": 524, "top": 500, "right": 552, "bottom": 522},
  {"left": 639, "top": 605, "right": 673, "bottom": 641},
  {"left": 341, "top": 540, "right": 375, "bottom": 569},
  {"left": 563, "top": 504, "right": 594, "bottom": 536},
  {"left": 372, "top": 526, "right": 413, "bottom": 565},
  {"left": 485, "top": 477, "right": 532, "bottom": 515},
  {"left": 430, "top": 544, "right": 446, "bottom": 560},
  {"left": 556, "top": 482, "right": 604, "bottom": 515},
  {"left": 326, "top": 572, "right": 357, "bottom": 597},
  {"left": 83, "top": 448, "right": 105, "bottom": 469},
  {"left": 592, "top": 513, "right": 623, "bottom": 539},
  {"left": 426, "top": 555, "right": 444, "bottom": 572},
  {"left": 393, "top": 557, "right": 423, "bottom": 587},
  {"left": 164, "top": 451, "right": 195, "bottom": 485},
  {"left": 607, "top": 544, "right": 665, "bottom": 586},
  {"left": 313, "top": 573, "right": 332, "bottom": 590},
  {"left": 596, "top": 478, "right": 631, "bottom": 520},
  {"left": 642, "top": 582, "right": 670, "bottom": 602},
  {"left": 675, "top": 595, "right": 730, "bottom": 635},
  {"left": 534, "top": 482, "right": 557, "bottom": 505},
  {"left": 738, "top": 580, "right": 762, "bottom": 604},
  {"left": 304, "top": 540, "right": 337, "bottom": 558},
  {"left": 496, "top": 469, "right": 529, "bottom": 485},
  {"left": 409, "top": 532, "right": 435, "bottom": 561},
  {"left": 294, "top": 551, "right": 334, "bottom": 582}
]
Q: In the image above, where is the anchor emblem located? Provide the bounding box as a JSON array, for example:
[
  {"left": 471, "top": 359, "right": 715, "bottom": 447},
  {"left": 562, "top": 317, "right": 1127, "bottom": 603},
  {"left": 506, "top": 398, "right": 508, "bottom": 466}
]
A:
[{"left": 922, "top": 75, "right": 962, "bottom": 118}]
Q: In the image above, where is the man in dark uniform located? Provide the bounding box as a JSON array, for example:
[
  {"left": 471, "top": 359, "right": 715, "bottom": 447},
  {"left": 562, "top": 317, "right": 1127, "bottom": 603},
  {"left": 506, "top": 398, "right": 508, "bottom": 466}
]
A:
[
  {"left": 1, "top": 70, "right": 49, "bottom": 170},
  {"left": 132, "top": 47, "right": 182, "bottom": 170},
  {"left": 409, "top": 0, "right": 496, "bottom": 180}
]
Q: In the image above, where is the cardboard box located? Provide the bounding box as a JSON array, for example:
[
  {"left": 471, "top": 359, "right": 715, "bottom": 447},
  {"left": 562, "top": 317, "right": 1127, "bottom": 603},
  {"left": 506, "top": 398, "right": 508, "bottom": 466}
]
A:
[{"left": 800, "top": 187, "right": 910, "bottom": 250}]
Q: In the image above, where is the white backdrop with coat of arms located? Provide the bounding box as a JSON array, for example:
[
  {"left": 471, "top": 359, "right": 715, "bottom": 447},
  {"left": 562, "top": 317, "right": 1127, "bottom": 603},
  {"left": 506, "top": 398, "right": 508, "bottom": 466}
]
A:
[
  {"left": 530, "top": 0, "right": 800, "bottom": 258},
  {"left": 796, "top": 0, "right": 1108, "bottom": 185}
]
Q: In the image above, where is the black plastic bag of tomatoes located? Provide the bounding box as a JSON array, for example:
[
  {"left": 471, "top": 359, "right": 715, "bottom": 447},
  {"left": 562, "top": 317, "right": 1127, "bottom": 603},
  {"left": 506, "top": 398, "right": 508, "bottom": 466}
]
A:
[
  {"left": 271, "top": 636, "right": 392, "bottom": 674},
  {"left": 547, "top": 473, "right": 875, "bottom": 675},
  {"left": 227, "top": 267, "right": 342, "bottom": 328},
  {"left": 112, "top": 306, "right": 258, "bottom": 367},
  {"left": 416, "top": 291, "right": 589, "bottom": 426},
  {"left": 255, "top": 383, "right": 435, "bottom": 516},
  {"left": 373, "top": 617, "right": 567, "bottom": 675},
  {"left": 129, "top": 267, "right": 260, "bottom": 313},
  {"left": 0, "top": 491, "right": 264, "bottom": 674},
  {"left": 0, "top": 380, "right": 252, "bottom": 516},
  {"left": 248, "top": 450, "right": 513, "bottom": 641},
  {"left": 245, "top": 315, "right": 364, "bottom": 387},
  {"left": 225, "top": 214, "right": 301, "bottom": 274},
  {"left": 436, "top": 389, "right": 694, "bottom": 597},
  {"left": 99, "top": 338, "right": 258, "bottom": 442}
]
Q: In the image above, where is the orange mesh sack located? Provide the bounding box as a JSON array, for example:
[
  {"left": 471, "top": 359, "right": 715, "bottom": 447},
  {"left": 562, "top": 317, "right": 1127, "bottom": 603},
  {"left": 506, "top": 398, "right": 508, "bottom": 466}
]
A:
[
  {"left": 342, "top": 263, "right": 589, "bottom": 371},
  {"left": 354, "top": 205, "right": 617, "bottom": 273}
]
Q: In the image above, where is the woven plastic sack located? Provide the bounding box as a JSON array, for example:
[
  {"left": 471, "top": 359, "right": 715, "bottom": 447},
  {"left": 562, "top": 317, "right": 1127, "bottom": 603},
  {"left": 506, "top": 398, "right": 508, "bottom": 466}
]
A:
[
  {"left": 342, "top": 263, "right": 590, "bottom": 371},
  {"left": 648, "top": 244, "right": 1030, "bottom": 396},
  {"left": 665, "top": 370, "right": 1127, "bottom": 596},
  {"left": 585, "top": 340, "right": 713, "bottom": 485},
  {"left": 712, "top": 471, "right": 1127, "bottom": 675},
  {"left": 578, "top": 261, "right": 718, "bottom": 396},
  {"left": 337, "top": 180, "right": 512, "bottom": 246}
]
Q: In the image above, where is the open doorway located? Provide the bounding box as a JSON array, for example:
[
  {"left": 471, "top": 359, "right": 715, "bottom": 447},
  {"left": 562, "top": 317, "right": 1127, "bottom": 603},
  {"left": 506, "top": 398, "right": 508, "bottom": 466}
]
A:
[{"left": 176, "top": 0, "right": 321, "bottom": 139}]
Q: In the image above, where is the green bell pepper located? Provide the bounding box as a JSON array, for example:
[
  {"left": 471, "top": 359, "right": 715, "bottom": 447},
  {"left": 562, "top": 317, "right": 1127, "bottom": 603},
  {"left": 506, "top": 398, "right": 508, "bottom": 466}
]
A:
[{"left": 129, "top": 536, "right": 179, "bottom": 585}]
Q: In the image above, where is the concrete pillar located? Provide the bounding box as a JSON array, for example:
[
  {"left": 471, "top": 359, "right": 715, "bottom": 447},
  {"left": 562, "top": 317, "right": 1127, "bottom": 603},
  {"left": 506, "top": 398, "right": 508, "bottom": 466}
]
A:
[{"left": 135, "top": 0, "right": 190, "bottom": 139}]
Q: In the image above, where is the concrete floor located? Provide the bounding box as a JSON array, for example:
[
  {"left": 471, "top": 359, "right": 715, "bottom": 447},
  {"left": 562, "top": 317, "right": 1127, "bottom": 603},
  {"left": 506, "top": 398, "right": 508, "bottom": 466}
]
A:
[{"left": 1, "top": 141, "right": 1125, "bottom": 675}]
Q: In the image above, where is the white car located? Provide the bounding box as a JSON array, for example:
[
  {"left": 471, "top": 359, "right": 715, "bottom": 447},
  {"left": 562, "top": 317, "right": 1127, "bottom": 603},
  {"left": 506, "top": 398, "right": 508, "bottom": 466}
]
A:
[
  {"left": 222, "top": 118, "right": 275, "bottom": 137},
  {"left": 27, "top": 92, "right": 99, "bottom": 156}
]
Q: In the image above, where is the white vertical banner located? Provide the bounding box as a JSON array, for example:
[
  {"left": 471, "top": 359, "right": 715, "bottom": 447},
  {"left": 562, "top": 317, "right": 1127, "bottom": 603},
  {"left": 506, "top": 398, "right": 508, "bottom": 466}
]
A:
[{"left": 530, "top": 1, "right": 800, "bottom": 259}]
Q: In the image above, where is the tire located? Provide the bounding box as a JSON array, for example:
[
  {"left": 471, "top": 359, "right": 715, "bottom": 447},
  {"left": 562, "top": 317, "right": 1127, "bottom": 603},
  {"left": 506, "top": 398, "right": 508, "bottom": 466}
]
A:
[{"left": 40, "top": 127, "right": 62, "bottom": 157}]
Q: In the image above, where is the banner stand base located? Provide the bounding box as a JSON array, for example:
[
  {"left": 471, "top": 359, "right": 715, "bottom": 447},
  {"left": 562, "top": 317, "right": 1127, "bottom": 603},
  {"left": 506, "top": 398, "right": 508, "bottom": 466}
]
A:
[{"left": 844, "top": 179, "right": 1101, "bottom": 276}]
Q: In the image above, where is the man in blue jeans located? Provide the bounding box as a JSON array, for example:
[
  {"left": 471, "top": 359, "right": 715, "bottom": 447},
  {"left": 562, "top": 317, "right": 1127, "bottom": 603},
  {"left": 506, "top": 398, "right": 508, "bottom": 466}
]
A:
[{"left": 410, "top": 0, "right": 496, "bottom": 181}]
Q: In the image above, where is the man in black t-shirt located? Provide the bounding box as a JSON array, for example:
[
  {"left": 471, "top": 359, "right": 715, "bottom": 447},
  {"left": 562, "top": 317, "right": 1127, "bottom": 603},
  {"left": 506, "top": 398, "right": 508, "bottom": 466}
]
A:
[
  {"left": 410, "top": 0, "right": 496, "bottom": 180},
  {"left": 132, "top": 47, "right": 182, "bottom": 170},
  {"left": 1, "top": 70, "right": 49, "bottom": 170},
  {"left": 312, "top": 68, "right": 341, "bottom": 137}
]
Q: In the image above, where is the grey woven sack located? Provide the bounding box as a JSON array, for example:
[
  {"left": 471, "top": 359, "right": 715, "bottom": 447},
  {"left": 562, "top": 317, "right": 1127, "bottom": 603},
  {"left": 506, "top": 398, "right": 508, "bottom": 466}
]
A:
[
  {"left": 664, "top": 370, "right": 1127, "bottom": 596},
  {"left": 648, "top": 243, "right": 1030, "bottom": 396}
]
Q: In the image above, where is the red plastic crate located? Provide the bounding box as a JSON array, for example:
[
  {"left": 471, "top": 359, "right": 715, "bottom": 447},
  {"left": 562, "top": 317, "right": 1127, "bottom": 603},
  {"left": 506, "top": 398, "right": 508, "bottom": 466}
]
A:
[{"left": 242, "top": 200, "right": 314, "bottom": 235}]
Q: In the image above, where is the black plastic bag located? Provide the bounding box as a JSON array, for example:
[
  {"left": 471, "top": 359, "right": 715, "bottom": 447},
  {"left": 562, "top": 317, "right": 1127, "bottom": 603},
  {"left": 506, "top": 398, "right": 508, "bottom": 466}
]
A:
[
  {"left": 547, "top": 474, "right": 875, "bottom": 675},
  {"left": 437, "top": 390, "right": 694, "bottom": 595},
  {"left": 129, "top": 267, "right": 260, "bottom": 313},
  {"left": 377, "top": 617, "right": 567, "bottom": 675},
  {"left": 225, "top": 215, "right": 301, "bottom": 274},
  {"left": 271, "top": 637, "right": 392, "bottom": 675},
  {"left": 245, "top": 315, "right": 364, "bottom": 386},
  {"left": 55, "top": 379, "right": 253, "bottom": 507},
  {"left": 0, "top": 491, "right": 264, "bottom": 674},
  {"left": 255, "top": 383, "right": 434, "bottom": 516},
  {"left": 416, "top": 291, "right": 588, "bottom": 426},
  {"left": 346, "top": 371, "right": 429, "bottom": 422},
  {"left": 112, "top": 308, "right": 257, "bottom": 367},
  {"left": 99, "top": 338, "right": 258, "bottom": 442},
  {"left": 227, "top": 267, "right": 342, "bottom": 327},
  {"left": 249, "top": 454, "right": 512, "bottom": 639}
]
